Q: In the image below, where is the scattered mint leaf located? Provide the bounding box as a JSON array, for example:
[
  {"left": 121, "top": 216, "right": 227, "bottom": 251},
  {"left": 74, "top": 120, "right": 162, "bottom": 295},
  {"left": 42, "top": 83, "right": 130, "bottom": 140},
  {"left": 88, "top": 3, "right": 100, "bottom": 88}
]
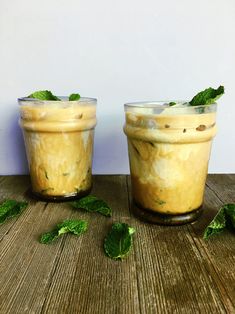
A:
[
  {"left": 225, "top": 205, "right": 235, "bottom": 228},
  {"left": 70, "top": 195, "right": 112, "bottom": 217},
  {"left": 28, "top": 90, "right": 60, "bottom": 101},
  {"left": 104, "top": 222, "right": 135, "bottom": 260},
  {"left": 40, "top": 219, "right": 88, "bottom": 244},
  {"left": 169, "top": 102, "right": 176, "bottom": 106},
  {"left": 189, "top": 86, "right": 224, "bottom": 106},
  {"left": 69, "top": 93, "right": 81, "bottom": 101},
  {"left": 40, "top": 229, "right": 59, "bottom": 244},
  {"left": 203, "top": 204, "right": 235, "bottom": 240},
  {"left": 0, "top": 199, "right": 28, "bottom": 224},
  {"left": 57, "top": 219, "right": 88, "bottom": 236}
]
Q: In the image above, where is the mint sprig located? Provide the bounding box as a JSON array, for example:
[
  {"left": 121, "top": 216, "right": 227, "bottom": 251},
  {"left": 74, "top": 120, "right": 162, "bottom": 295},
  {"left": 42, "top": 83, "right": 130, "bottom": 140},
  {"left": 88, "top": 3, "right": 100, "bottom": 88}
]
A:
[
  {"left": 28, "top": 90, "right": 81, "bottom": 101},
  {"left": 70, "top": 195, "right": 112, "bottom": 217},
  {"left": 40, "top": 219, "right": 88, "bottom": 244},
  {"left": 189, "top": 86, "right": 224, "bottom": 106},
  {"left": 28, "top": 90, "right": 60, "bottom": 101},
  {"left": 0, "top": 199, "right": 28, "bottom": 224},
  {"left": 203, "top": 204, "right": 235, "bottom": 240},
  {"left": 69, "top": 93, "right": 80, "bottom": 101},
  {"left": 104, "top": 223, "right": 135, "bottom": 260}
]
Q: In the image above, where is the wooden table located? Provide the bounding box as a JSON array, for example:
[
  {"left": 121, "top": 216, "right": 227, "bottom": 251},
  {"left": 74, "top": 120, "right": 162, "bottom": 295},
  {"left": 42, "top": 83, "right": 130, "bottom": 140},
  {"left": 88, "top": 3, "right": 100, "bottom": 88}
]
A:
[{"left": 0, "top": 175, "right": 234, "bottom": 314}]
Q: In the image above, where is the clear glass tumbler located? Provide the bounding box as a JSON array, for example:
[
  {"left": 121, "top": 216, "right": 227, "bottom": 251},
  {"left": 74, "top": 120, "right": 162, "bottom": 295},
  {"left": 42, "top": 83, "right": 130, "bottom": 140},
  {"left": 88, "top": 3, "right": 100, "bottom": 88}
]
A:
[
  {"left": 18, "top": 97, "right": 97, "bottom": 201},
  {"left": 124, "top": 101, "right": 217, "bottom": 225}
]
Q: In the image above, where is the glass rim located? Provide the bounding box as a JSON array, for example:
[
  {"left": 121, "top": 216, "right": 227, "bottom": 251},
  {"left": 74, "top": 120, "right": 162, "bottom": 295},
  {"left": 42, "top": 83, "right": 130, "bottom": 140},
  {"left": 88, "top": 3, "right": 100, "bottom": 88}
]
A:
[
  {"left": 18, "top": 96, "right": 97, "bottom": 104},
  {"left": 124, "top": 100, "right": 217, "bottom": 109}
]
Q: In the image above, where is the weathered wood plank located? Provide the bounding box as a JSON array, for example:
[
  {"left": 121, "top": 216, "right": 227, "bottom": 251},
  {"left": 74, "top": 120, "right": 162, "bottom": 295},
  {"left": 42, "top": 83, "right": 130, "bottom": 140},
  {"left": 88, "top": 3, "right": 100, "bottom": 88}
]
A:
[
  {"left": 0, "top": 176, "right": 77, "bottom": 314},
  {"left": 189, "top": 174, "right": 235, "bottom": 312},
  {"left": 41, "top": 175, "right": 140, "bottom": 314},
  {"left": 127, "top": 176, "right": 228, "bottom": 314},
  {"left": 0, "top": 175, "right": 234, "bottom": 314},
  {"left": 206, "top": 174, "right": 235, "bottom": 203},
  {"left": 0, "top": 176, "right": 6, "bottom": 184}
]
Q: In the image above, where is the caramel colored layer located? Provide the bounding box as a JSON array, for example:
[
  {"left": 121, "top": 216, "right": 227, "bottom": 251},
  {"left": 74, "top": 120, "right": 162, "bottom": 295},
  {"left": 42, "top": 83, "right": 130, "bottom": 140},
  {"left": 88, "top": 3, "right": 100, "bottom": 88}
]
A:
[
  {"left": 20, "top": 101, "right": 96, "bottom": 132},
  {"left": 124, "top": 112, "right": 216, "bottom": 143},
  {"left": 129, "top": 140, "right": 211, "bottom": 214},
  {"left": 20, "top": 101, "right": 96, "bottom": 197},
  {"left": 125, "top": 110, "right": 216, "bottom": 214},
  {"left": 23, "top": 130, "right": 93, "bottom": 196}
]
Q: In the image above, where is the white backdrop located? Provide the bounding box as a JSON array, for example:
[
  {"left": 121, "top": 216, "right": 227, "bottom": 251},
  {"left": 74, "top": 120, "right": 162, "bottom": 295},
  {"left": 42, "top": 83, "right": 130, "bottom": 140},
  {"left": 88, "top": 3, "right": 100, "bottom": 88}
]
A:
[{"left": 0, "top": 0, "right": 234, "bottom": 174}]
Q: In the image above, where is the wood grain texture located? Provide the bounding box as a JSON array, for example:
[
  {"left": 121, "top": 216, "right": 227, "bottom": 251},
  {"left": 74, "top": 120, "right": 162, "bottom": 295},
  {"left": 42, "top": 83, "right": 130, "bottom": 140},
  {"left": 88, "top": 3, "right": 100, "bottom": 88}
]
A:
[
  {"left": 0, "top": 177, "right": 76, "bottom": 314},
  {"left": 127, "top": 176, "right": 230, "bottom": 314},
  {"left": 189, "top": 174, "right": 235, "bottom": 313},
  {"left": 41, "top": 176, "right": 140, "bottom": 314},
  {"left": 0, "top": 175, "right": 234, "bottom": 314}
]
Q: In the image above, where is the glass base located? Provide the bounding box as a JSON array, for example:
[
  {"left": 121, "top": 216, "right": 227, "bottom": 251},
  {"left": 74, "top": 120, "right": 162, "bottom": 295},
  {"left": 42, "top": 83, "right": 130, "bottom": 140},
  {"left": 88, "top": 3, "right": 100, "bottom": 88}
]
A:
[
  {"left": 27, "top": 187, "right": 92, "bottom": 202},
  {"left": 132, "top": 201, "right": 203, "bottom": 226}
]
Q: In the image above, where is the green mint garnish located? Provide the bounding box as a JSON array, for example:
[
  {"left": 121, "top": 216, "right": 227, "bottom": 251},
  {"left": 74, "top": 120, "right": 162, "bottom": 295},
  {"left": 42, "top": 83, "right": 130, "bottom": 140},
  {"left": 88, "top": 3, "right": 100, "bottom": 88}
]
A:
[
  {"left": 169, "top": 102, "right": 176, "bottom": 106},
  {"left": 70, "top": 195, "right": 112, "bottom": 217},
  {"left": 203, "top": 204, "right": 235, "bottom": 240},
  {"left": 104, "top": 223, "right": 135, "bottom": 260},
  {"left": 28, "top": 90, "right": 81, "bottom": 101},
  {"left": 189, "top": 86, "right": 224, "bottom": 106},
  {"left": 28, "top": 90, "right": 60, "bottom": 101},
  {"left": 69, "top": 93, "right": 81, "bottom": 101},
  {"left": 40, "top": 219, "right": 88, "bottom": 244},
  {"left": 0, "top": 199, "right": 28, "bottom": 224}
]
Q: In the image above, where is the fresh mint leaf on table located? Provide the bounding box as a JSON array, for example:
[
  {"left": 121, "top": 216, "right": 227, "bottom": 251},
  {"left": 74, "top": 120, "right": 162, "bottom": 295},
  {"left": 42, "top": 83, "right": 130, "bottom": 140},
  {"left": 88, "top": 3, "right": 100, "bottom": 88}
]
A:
[
  {"left": 69, "top": 93, "right": 81, "bottom": 101},
  {"left": 0, "top": 199, "right": 28, "bottom": 224},
  {"left": 70, "top": 195, "right": 112, "bottom": 217},
  {"left": 189, "top": 85, "right": 224, "bottom": 106},
  {"left": 204, "top": 204, "right": 235, "bottom": 240},
  {"left": 40, "top": 219, "right": 88, "bottom": 244},
  {"left": 28, "top": 90, "right": 61, "bottom": 101},
  {"left": 104, "top": 223, "right": 136, "bottom": 260}
]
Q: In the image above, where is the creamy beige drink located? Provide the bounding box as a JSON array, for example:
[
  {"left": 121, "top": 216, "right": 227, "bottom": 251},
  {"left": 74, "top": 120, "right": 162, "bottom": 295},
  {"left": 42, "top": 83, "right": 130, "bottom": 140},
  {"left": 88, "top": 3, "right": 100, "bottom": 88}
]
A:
[
  {"left": 124, "top": 102, "right": 217, "bottom": 224},
  {"left": 19, "top": 97, "right": 97, "bottom": 200}
]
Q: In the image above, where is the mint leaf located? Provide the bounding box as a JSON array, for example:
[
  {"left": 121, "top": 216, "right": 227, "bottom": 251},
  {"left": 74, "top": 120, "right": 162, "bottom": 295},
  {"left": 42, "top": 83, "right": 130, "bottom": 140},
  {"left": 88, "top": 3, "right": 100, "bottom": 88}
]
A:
[
  {"left": 225, "top": 205, "right": 235, "bottom": 228},
  {"left": 169, "top": 102, "right": 176, "bottom": 106},
  {"left": 104, "top": 223, "right": 135, "bottom": 260},
  {"left": 0, "top": 199, "right": 28, "bottom": 224},
  {"left": 70, "top": 195, "right": 112, "bottom": 217},
  {"left": 28, "top": 90, "right": 60, "bottom": 101},
  {"left": 69, "top": 93, "right": 81, "bottom": 101},
  {"left": 203, "top": 204, "right": 235, "bottom": 240},
  {"left": 40, "top": 219, "right": 88, "bottom": 244},
  {"left": 40, "top": 229, "right": 59, "bottom": 244},
  {"left": 189, "top": 86, "right": 224, "bottom": 106},
  {"left": 57, "top": 219, "right": 88, "bottom": 235}
]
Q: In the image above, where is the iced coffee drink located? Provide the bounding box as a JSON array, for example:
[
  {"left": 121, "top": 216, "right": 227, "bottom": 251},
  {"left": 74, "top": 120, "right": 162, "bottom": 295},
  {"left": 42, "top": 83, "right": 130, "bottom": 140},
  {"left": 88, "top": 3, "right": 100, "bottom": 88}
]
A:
[
  {"left": 124, "top": 102, "right": 217, "bottom": 224},
  {"left": 19, "top": 96, "right": 97, "bottom": 200}
]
